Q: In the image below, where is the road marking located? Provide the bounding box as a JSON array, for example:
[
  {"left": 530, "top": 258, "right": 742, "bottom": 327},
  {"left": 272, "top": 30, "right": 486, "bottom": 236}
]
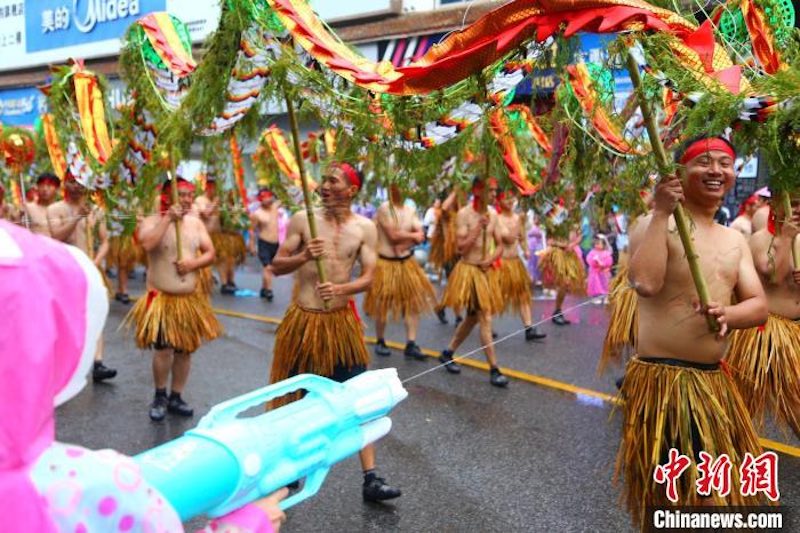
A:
[{"left": 176, "top": 304, "right": 800, "bottom": 458}]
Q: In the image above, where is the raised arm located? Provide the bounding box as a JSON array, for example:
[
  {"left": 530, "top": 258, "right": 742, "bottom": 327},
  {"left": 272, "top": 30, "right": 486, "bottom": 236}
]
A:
[
  {"left": 93, "top": 210, "right": 110, "bottom": 266},
  {"left": 628, "top": 177, "right": 683, "bottom": 297},
  {"left": 48, "top": 203, "right": 85, "bottom": 242},
  {"left": 138, "top": 208, "right": 178, "bottom": 252},
  {"left": 270, "top": 212, "right": 313, "bottom": 276}
]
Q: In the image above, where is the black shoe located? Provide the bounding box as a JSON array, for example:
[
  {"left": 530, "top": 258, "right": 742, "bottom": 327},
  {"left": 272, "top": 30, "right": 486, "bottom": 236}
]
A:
[
  {"left": 454, "top": 315, "right": 463, "bottom": 326},
  {"left": 435, "top": 308, "right": 448, "bottom": 324},
  {"left": 492, "top": 331, "right": 498, "bottom": 339},
  {"left": 615, "top": 376, "right": 625, "bottom": 391},
  {"left": 221, "top": 283, "right": 235, "bottom": 295},
  {"left": 149, "top": 394, "right": 168, "bottom": 422},
  {"left": 92, "top": 362, "right": 117, "bottom": 382},
  {"left": 438, "top": 350, "right": 461, "bottom": 374},
  {"left": 260, "top": 288, "right": 268, "bottom": 299},
  {"left": 404, "top": 342, "right": 426, "bottom": 361},
  {"left": 525, "top": 326, "right": 547, "bottom": 341},
  {"left": 551, "top": 312, "right": 571, "bottom": 326},
  {"left": 490, "top": 368, "right": 509, "bottom": 387},
  {"left": 167, "top": 395, "right": 194, "bottom": 417},
  {"left": 363, "top": 476, "right": 402, "bottom": 502},
  {"left": 374, "top": 340, "right": 391, "bottom": 357},
  {"left": 266, "top": 289, "right": 274, "bottom": 302}
]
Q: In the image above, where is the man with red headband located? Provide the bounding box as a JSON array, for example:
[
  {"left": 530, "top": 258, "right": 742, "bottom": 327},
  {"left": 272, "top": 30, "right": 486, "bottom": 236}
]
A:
[
  {"left": 494, "top": 188, "right": 546, "bottom": 341},
  {"left": 249, "top": 188, "right": 280, "bottom": 301},
  {"left": 726, "top": 191, "right": 800, "bottom": 440},
  {"left": 751, "top": 186, "right": 772, "bottom": 233},
  {"left": 437, "top": 177, "right": 509, "bottom": 387},
  {"left": 24, "top": 173, "right": 60, "bottom": 236},
  {"left": 365, "top": 183, "right": 436, "bottom": 360},
  {"left": 124, "top": 177, "right": 222, "bottom": 421},
  {"left": 619, "top": 136, "right": 768, "bottom": 526},
  {"left": 47, "top": 173, "right": 116, "bottom": 382},
  {"left": 268, "top": 161, "right": 402, "bottom": 502},
  {"left": 730, "top": 194, "right": 759, "bottom": 237}
]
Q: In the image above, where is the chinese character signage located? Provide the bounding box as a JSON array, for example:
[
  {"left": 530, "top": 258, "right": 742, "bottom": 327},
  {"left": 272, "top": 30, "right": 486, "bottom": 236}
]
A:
[
  {"left": 0, "top": 0, "right": 221, "bottom": 72},
  {"left": 0, "top": 86, "right": 47, "bottom": 126}
]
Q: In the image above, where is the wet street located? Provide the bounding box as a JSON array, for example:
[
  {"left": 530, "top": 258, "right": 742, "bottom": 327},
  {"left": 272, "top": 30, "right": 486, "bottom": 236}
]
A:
[{"left": 57, "top": 258, "right": 800, "bottom": 532}]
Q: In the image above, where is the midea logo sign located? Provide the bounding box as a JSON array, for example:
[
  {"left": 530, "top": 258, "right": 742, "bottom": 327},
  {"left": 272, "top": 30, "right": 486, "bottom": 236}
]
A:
[{"left": 73, "top": 0, "right": 141, "bottom": 33}]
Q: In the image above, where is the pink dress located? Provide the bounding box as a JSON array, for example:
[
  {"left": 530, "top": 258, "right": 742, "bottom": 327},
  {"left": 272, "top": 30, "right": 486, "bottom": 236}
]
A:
[{"left": 586, "top": 249, "right": 613, "bottom": 297}]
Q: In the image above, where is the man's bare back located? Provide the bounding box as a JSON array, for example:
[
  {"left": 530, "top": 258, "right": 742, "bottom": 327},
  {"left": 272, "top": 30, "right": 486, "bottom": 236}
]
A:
[
  {"left": 194, "top": 195, "right": 221, "bottom": 233},
  {"left": 457, "top": 205, "right": 499, "bottom": 265},
  {"left": 25, "top": 202, "right": 51, "bottom": 236},
  {"left": 252, "top": 205, "right": 279, "bottom": 243},
  {"left": 141, "top": 214, "right": 207, "bottom": 295},
  {"left": 750, "top": 229, "right": 800, "bottom": 319},
  {"left": 375, "top": 202, "right": 420, "bottom": 258},
  {"left": 633, "top": 214, "right": 754, "bottom": 363},
  {"left": 287, "top": 209, "right": 376, "bottom": 310}
]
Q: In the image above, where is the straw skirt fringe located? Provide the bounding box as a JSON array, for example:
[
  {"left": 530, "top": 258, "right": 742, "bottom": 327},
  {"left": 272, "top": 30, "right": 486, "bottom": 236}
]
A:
[
  {"left": 491, "top": 256, "right": 532, "bottom": 315},
  {"left": 211, "top": 231, "right": 247, "bottom": 266},
  {"left": 440, "top": 261, "right": 503, "bottom": 315},
  {"left": 364, "top": 256, "right": 436, "bottom": 320},
  {"left": 598, "top": 265, "right": 638, "bottom": 374},
  {"left": 539, "top": 247, "right": 586, "bottom": 295}
]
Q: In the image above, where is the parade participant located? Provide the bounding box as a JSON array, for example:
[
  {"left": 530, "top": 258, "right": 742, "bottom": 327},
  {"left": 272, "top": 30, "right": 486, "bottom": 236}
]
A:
[
  {"left": 527, "top": 212, "right": 545, "bottom": 287},
  {"left": 730, "top": 194, "right": 759, "bottom": 237},
  {"left": 250, "top": 188, "right": 280, "bottom": 301},
  {"left": 430, "top": 189, "right": 461, "bottom": 323},
  {"left": 494, "top": 189, "right": 546, "bottom": 340},
  {"left": 268, "top": 161, "right": 401, "bottom": 502},
  {"left": 365, "top": 183, "right": 436, "bottom": 359},
  {"left": 107, "top": 191, "right": 145, "bottom": 305},
  {"left": 24, "top": 173, "right": 59, "bottom": 236},
  {"left": 726, "top": 193, "right": 800, "bottom": 438},
  {"left": 586, "top": 234, "right": 613, "bottom": 302},
  {"left": 0, "top": 184, "right": 20, "bottom": 223},
  {"left": 620, "top": 136, "right": 768, "bottom": 525},
  {"left": 0, "top": 220, "right": 287, "bottom": 533},
  {"left": 125, "top": 177, "right": 222, "bottom": 422},
  {"left": 193, "top": 177, "right": 229, "bottom": 294},
  {"left": 47, "top": 173, "right": 117, "bottom": 382},
  {"left": 437, "top": 178, "right": 509, "bottom": 387},
  {"left": 751, "top": 186, "right": 772, "bottom": 232},
  {"left": 539, "top": 226, "right": 586, "bottom": 325}
]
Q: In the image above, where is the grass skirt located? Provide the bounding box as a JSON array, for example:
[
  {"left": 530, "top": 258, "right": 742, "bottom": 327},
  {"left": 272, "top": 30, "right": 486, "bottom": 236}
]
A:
[
  {"left": 440, "top": 261, "right": 502, "bottom": 315},
  {"left": 123, "top": 290, "right": 223, "bottom": 354},
  {"left": 211, "top": 231, "right": 247, "bottom": 266},
  {"left": 539, "top": 247, "right": 586, "bottom": 295},
  {"left": 598, "top": 265, "right": 638, "bottom": 374},
  {"left": 429, "top": 211, "right": 457, "bottom": 270},
  {"left": 364, "top": 256, "right": 436, "bottom": 320},
  {"left": 108, "top": 235, "right": 145, "bottom": 270},
  {"left": 270, "top": 303, "right": 370, "bottom": 408},
  {"left": 726, "top": 314, "right": 800, "bottom": 438},
  {"left": 197, "top": 266, "right": 214, "bottom": 297},
  {"left": 616, "top": 358, "right": 764, "bottom": 527},
  {"left": 491, "top": 256, "right": 532, "bottom": 315}
]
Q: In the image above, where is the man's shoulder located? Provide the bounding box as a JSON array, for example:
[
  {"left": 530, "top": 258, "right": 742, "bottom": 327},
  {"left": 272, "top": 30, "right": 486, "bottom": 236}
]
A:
[{"left": 47, "top": 200, "right": 67, "bottom": 213}]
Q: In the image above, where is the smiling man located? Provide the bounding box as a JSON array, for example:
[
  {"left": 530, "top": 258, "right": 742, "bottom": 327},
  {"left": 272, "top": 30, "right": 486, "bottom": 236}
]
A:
[
  {"left": 267, "top": 161, "right": 401, "bottom": 503},
  {"left": 619, "top": 136, "right": 768, "bottom": 525}
]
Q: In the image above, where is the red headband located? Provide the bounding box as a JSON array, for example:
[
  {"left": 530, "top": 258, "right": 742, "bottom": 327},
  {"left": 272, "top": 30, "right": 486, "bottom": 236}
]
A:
[
  {"left": 37, "top": 176, "right": 61, "bottom": 187},
  {"left": 472, "top": 178, "right": 499, "bottom": 210},
  {"left": 679, "top": 138, "right": 735, "bottom": 165},
  {"left": 332, "top": 162, "right": 361, "bottom": 189},
  {"left": 160, "top": 180, "right": 195, "bottom": 213},
  {"left": 258, "top": 189, "right": 274, "bottom": 201}
]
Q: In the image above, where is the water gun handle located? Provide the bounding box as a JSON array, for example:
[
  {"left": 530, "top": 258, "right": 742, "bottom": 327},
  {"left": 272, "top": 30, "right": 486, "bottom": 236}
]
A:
[{"left": 277, "top": 465, "right": 329, "bottom": 510}]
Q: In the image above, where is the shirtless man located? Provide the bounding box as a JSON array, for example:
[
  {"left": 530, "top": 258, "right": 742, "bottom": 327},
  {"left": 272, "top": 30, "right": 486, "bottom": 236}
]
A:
[
  {"left": 125, "top": 177, "right": 222, "bottom": 421},
  {"left": 249, "top": 188, "right": 280, "bottom": 301},
  {"left": 541, "top": 227, "right": 585, "bottom": 325},
  {"left": 621, "top": 136, "right": 768, "bottom": 525},
  {"left": 268, "top": 162, "right": 401, "bottom": 502},
  {"left": 729, "top": 194, "right": 758, "bottom": 237},
  {"left": 24, "top": 173, "right": 60, "bottom": 236},
  {"left": 193, "top": 178, "right": 228, "bottom": 293},
  {"left": 727, "top": 193, "right": 800, "bottom": 438},
  {"left": 48, "top": 174, "right": 116, "bottom": 382},
  {"left": 496, "top": 190, "right": 546, "bottom": 340},
  {"left": 365, "top": 184, "right": 436, "bottom": 360},
  {"left": 438, "top": 178, "right": 509, "bottom": 387},
  {"left": 0, "top": 185, "right": 20, "bottom": 223}
]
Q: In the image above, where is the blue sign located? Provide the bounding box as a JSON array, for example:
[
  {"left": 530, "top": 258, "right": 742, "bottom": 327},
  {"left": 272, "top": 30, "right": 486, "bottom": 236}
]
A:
[
  {"left": 25, "top": 0, "right": 165, "bottom": 53},
  {"left": 0, "top": 86, "right": 46, "bottom": 126}
]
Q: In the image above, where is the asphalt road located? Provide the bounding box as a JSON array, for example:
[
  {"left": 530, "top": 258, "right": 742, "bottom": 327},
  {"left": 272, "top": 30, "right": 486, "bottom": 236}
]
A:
[{"left": 55, "top": 258, "right": 800, "bottom": 532}]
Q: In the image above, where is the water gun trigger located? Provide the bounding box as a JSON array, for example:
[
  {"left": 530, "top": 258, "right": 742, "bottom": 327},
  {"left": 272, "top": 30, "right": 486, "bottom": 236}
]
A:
[
  {"left": 197, "top": 374, "right": 340, "bottom": 429},
  {"left": 277, "top": 467, "right": 330, "bottom": 510}
]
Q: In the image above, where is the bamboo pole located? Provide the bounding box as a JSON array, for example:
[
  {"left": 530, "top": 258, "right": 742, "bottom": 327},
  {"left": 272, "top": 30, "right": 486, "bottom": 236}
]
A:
[
  {"left": 167, "top": 170, "right": 183, "bottom": 262},
  {"left": 18, "top": 172, "right": 29, "bottom": 229},
  {"left": 481, "top": 150, "right": 490, "bottom": 260},
  {"left": 285, "top": 92, "right": 330, "bottom": 310},
  {"left": 782, "top": 191, "right": 800, "bottom": 269},
  {"left": 625, "top": 52, "right": 719, "bottom": 333}
]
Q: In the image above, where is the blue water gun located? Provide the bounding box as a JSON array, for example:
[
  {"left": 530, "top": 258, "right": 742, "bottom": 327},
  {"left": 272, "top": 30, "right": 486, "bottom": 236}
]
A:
[{"left": 134, "top": 368, "right": 408, "bottom": 521}]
